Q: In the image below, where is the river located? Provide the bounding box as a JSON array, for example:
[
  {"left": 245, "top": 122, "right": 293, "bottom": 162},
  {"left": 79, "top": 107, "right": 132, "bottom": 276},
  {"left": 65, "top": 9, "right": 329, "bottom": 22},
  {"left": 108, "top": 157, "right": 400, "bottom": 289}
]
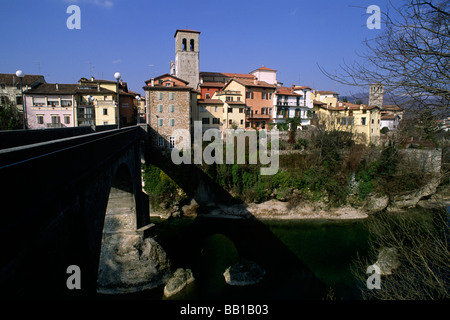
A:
[{"left": 142, "top": 214, "right": 370, "bottom": 300}]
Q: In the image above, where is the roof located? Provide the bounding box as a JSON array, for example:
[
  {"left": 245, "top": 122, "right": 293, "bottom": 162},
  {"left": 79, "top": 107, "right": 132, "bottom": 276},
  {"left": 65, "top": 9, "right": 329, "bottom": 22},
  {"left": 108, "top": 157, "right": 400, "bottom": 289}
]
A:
[
  {"left": 313, "top": 100, "right": 326, "bottom": 105},
  {"left": 0, "top": 73, "right": 44, "bottom": 86},
  {"left": 381, "top": 114, "right": 400, "bottom": 120},
  {"left": 24, "top": 83, "right": 78, "bottom": 95},
  {"left": 198, "top": 99, "right": 223, "bottom": 104},
  {"left": 250, "top": 66, "right": 277, "bottom": 73},
  {"left": 228, "top": 78, "right": 277, "bottom": 89},
  {"left": 293, "top": 85, "right": 313, "bottom": 91},
  {"left": 200, "top": 71, "right": 257, "bottom": 81},
  {"left": 276, "top": 86, "right": 301, "bottom": 96},
  {"left": 226, "top": 101, "right": 246, "bottom": 105},
  {"left": 200, "top": 82, "right": 225, "bottom": 88},
  {"left": 79, "top": 77, "right": 117, "bottom": 85},
  {"left": 174, "top": 29, "right": 201, "bottom": 37},
  {"left": 145, "top": 73, "right": 189, "bottom": 86},
  {"left": 317, "top": 90, "right": 339, "bottom": 95}
]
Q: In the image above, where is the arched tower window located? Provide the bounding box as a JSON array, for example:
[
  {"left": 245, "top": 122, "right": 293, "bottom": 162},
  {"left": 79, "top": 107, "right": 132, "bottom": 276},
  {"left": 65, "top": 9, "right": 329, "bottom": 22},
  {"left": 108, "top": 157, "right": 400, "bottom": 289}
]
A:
[
  {"left": 190, "top": 39, "right": 195, "bottom": 51},
  {"left": 182, "top": 38, "right": 187, "bottom": 51}
]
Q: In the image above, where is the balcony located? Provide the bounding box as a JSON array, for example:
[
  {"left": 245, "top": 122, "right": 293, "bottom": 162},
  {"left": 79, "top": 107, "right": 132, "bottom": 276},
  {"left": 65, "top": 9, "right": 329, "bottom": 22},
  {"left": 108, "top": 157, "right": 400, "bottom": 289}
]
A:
[
  {"left": 247, "top": 111, "right": 271, "bottom": 119},
  {"left": 216, "top": 90, "right": 241, "bottom": 96},
  {"left": 276, "top": 101, "right": 306, "bottom": 107}
]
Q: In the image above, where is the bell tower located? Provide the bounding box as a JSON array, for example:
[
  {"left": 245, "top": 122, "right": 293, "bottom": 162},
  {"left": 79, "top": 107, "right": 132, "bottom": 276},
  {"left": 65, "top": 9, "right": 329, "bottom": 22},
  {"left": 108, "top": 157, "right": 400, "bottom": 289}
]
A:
[
  {"left": 368, "top": 82, "right": 384, "bottom": 107},
  {"left": 174, "top": 29, "right": 200, "bottom": 89}
]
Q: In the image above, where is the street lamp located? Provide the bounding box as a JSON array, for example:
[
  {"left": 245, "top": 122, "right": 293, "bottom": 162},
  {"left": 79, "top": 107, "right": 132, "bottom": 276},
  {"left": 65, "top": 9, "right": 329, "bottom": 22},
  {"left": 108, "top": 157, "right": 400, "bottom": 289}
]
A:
[
  {"left": 135, "top": 95, "right": 141, "bottom": 123},
  {"left": 16, "top": 70, "right": 26, "bottom": 130},
  {"left": 114, "top": 72, "right": 121, "bottom": 129}
]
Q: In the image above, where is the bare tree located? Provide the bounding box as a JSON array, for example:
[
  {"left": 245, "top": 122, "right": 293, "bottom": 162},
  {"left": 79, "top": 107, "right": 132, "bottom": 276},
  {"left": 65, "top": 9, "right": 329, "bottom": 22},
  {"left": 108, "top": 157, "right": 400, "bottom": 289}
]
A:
[
  {"left": 353, "top": 210, "right": 450, "bottom": 300},
  {"left": 320, "top": 0, "right": 450, "bottom": 117}
]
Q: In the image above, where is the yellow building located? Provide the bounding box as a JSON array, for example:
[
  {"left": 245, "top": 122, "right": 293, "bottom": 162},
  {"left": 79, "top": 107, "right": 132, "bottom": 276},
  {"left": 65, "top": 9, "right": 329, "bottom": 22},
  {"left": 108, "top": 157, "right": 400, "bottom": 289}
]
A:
[
  {"left": 76, "top": 83, "right": 117, "bottom": 126},
  {"left": 197, "top": 98, "right": 224, "bottom": 131},
  {"left": 314, "top": 90, "right": 339, "bottom": 108},
  {"left": 313, "top": 101, "right": 381, "bottom": 145},
  {"left": 214, "top": 80, "right": 246, "bottom": 130}
]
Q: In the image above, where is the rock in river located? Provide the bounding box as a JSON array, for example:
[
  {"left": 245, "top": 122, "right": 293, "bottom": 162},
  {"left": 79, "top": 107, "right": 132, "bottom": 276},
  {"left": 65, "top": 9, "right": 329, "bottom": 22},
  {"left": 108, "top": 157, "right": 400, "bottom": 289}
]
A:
[
  {"left": 223, "top": 260, "right": 266, "bottom": 286},
  {"left": 164, "top": 268, "right": 195, "bottom": 298}
]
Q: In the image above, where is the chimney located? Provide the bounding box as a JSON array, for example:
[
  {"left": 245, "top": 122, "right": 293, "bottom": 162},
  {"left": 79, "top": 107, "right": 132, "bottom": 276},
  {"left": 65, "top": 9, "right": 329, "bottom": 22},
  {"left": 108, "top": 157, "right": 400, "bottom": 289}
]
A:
[
  {"left": 97, "top": 83, "right": 100, "bottom": 92},
  {"left": 56, "top": 83, "right": 59, "bottom": 91},
  {"left": 151, "top": 78, "right": 155, "bottom": 87},
  {"left": 91, "top": 76, "right": 95, "bottom": 81}
]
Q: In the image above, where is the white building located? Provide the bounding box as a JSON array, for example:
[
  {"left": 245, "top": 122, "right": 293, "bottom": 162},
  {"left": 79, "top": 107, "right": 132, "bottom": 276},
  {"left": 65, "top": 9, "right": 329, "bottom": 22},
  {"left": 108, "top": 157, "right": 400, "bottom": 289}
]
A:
[
  {"left": 249, "top": 66, "right": 278, "bottom": 85},
  {"left": 272, "top": 86, "right": 313, "bottom": 126}
]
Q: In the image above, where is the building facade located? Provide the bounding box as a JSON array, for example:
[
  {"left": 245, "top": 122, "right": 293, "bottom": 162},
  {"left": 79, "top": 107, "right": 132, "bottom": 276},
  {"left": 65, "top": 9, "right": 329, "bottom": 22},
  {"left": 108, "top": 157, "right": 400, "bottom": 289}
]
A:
[
  {"left": 313, "top": 101, "right": 381, "bottom": 145},
  {"left": 143, "top": 74, "right": 196, "bottom": 149},
  {"left": 24, "top": 83, "right": 78, "bottom": 129}
]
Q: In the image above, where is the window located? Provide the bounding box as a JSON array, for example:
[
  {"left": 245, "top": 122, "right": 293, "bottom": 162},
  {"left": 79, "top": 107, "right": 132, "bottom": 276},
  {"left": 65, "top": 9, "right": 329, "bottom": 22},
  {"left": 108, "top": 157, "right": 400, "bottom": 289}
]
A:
[
  {"left": 228, "top": 108, "right": 233, "bottom": 113},
  {"left": 190, "top": 39, "right": 195, "bottom": 51},
  {"left": 61, "top": 100, "right": 72, "bottom": 107},
  {"left": 48, "top": 100, "right": 59, "bottom": 107},
  {"left": 103, "top": 108, "right": 108, "bottom": 115},
  {"left": 361, "top": 117, "right": 366, "bottom": 125},
  {"left": 228, "top": 119, "right": 232, "bottom": 125},
  {"left": 240, "top": 119, "right": 244, "bottom": 125},
  {"left": 158, "top": 118, "right": 163, "bottom": 126},
  {"left": 362, "top": 110, "right": 367, "bottom": 114},
  {"left": 64, "top": 115, "right": 70, "bottom": 124},
  {"left": 51, "top": 115, "right": 60, "bottom": 124},
  {"left": 239, "top": 108, "right": 244, "bottom": 113},
  {"left": 16, "top": 96, "right": 22, "bottom": 105},
  {"left": 170, "top": 92, "right": 175, "bottom": 100},
  {"left": 214, "top": 106, "right": 218, "bottom": 112},
  {"left": 182, "top": 38, "right": 187, "bottom": 51},
  {"left": 37, "top": 115, "right": 44, "bottom": 124},
  {"left": 237, "top": 96, "right": 241, "bottom": 102},
  {"left": 261, "top": 108, "right": 266, "bottom": 115},
  {"left": 226, "top": 96, "right": 233, "bottom": 102},
  {"left": 158, "top": 136, "right": 164, "bottom": 147},
  {"left": 246, "top": 122, "right": 250, "bottom": 128},
  {"left": 372, "top": 119, "right": 374, "bottom": 124},
  {"left": 199, "top": 106, "right": 205, "bottom": 112},
  {"left": 246, "top": 91, "right": 251, "bottom": 99},
  {"left": 103, "top": 121, "right": 108, "bottom": 125},
  {"left": 169, "top": 105, "right": 174, "bottom": 112},
  {"left": 202, "top": 117, "right": 210, "bottom": 124},
  {"left": 158, "top": 92, "right": 163, "bottom": 100},
  {"left": 170, "top": 119, "right": 175, "bottom": 126},
  {"left": 169, "top": 136, "right": 175, "bottom": 149},
  {"left": 213, "top": 118, "right": 220, "bottom": 124},
  {"left": 158, "top": 105, "right": 163, "bottom": 112},
  {"left": 206, "top": 93, "right": 211, "bottom": 99}
]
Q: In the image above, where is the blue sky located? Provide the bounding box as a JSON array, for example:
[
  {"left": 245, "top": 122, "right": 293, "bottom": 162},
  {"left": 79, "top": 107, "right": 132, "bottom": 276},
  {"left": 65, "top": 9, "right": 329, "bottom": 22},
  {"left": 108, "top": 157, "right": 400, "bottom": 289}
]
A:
[{"left": 0, "top": 0, "right": 402, "bottom": 96}]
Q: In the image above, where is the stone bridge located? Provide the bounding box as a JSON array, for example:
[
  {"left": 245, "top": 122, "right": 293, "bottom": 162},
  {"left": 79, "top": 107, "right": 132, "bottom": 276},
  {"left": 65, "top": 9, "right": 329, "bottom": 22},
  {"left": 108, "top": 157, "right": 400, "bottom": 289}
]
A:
[{"left": 0, "top": 125, "right": 151, "bottom": 297}]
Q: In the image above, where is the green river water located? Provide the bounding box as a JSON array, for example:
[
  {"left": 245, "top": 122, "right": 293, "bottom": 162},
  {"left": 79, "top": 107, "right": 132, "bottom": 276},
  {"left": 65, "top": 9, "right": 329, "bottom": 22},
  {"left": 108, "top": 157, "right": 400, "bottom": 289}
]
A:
[{"left": 145, "top": 214, "right": 371, "bottom": 300}]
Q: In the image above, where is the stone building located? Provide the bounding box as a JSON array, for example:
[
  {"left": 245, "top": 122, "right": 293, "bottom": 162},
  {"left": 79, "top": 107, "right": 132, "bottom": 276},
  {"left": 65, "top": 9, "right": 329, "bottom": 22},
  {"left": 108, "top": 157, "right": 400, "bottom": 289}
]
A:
[
  {"left": 0, "top": 73, "right": 45, "bottom": 115},
  {"left": 143, "top": 74, "right": 197, "bottom": 149}
]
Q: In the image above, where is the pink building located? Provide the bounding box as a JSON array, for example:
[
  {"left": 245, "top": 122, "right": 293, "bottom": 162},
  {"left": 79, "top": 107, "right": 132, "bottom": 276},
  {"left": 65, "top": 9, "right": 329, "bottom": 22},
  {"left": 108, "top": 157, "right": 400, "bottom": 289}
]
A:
[{"left": 24, "top": 83, "right": 78, "bottom": 129}]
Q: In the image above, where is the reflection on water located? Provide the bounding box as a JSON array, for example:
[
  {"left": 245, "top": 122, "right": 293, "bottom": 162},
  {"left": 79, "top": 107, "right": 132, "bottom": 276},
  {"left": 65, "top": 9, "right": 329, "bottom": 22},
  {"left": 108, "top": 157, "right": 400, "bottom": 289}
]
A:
[{"left": 147, "top": 215, "right": 369, "bottom": 300}]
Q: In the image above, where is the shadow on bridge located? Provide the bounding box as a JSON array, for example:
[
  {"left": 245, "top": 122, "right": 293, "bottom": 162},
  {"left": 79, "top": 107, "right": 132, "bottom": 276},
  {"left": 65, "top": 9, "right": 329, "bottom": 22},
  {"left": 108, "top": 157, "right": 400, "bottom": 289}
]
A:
[{"left": 142, "top": 127, "right": 329, "bottom": 300}]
